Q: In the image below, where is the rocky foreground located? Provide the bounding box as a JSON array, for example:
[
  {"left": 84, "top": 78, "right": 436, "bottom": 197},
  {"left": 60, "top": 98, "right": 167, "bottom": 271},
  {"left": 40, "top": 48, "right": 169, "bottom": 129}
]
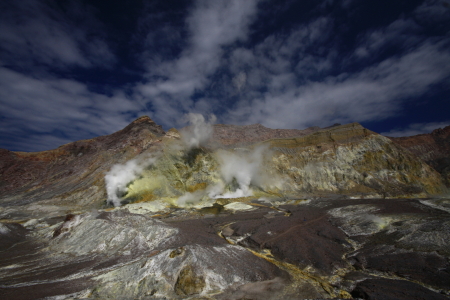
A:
[
  {"left": 1, "top": 197, "right": 449, "bottom": 299},
  {"left": 0, "top": 116, "right": 449, "bottom": 299}
]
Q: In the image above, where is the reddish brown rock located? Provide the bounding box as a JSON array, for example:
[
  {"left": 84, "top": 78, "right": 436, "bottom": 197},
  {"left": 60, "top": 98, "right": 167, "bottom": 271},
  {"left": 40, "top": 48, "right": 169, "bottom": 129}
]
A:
[
  {"left": 351, "top": 278, "right": 449, "bottom": 300},
  {"left": 229, "top": 205, "right": 351, "bottom": 276},
  {"left": 0, "top": 116, "right": 165, "bottom": 208},
  {"left": 211, "top": 123, "right": 323, "bottom": 146},
  {"left": 390, "top": 125, "right": 450, "bottom": 186}
]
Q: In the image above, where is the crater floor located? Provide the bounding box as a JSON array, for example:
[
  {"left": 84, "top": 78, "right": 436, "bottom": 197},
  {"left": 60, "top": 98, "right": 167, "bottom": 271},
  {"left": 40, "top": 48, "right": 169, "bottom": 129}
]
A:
[{"left": 1, "top": 197, "right": 449, "bottom": 299}]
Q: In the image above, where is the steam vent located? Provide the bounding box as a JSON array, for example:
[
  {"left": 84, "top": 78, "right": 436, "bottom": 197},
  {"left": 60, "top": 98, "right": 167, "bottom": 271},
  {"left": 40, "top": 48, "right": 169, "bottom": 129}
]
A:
[{"left": 1, "top": 116, "right": 450, "bottom": 300}]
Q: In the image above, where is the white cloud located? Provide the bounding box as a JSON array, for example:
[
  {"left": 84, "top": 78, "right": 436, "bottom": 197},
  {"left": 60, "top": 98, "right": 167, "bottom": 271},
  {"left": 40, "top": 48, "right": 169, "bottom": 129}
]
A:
[
  {"left": 137, "top": 0, "right": 260, "bottom": 127},
  {"left": 354, "top": 18, "right": 422, "bottom": 59},
  {"left": 1, "top": 0, "right": 450, "bottom": 152},
  {"left": 0, "top": 68, "right": 142, "bottom": 151},
  {"left": 414, "top": 0, "right": 450, "bottom": 23},
  {"left": 0, "top": 0, "right": 115, "bottom": 69},
  {"left": 381, "top": 121, "right": 450, "bottom": 137},
  {"left": 223, "top": 36, "right": 450, "bottom": 130},
  {"left": 209, "top": 1, "right": 450, "bottom": 130}
]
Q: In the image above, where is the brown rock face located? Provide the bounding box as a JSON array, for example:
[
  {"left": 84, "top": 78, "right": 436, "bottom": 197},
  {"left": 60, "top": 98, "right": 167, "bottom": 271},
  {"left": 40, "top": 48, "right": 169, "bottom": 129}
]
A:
[
  {"left": 390, "top": 125, "right": 450, "bottom": 186},
  {"left": 263, "top": 123, "right": 445, "bottom": 197},
  {"left": 211, "top": 123, "right": 323, "bottom": 146},
  {"left": 0, "top": 118, "right": 446, "bottom": 220},
  {"left": 0, "top": 116, "right": 165, "bottom": 210},
  {"left": 0, "top": 116, "right": 449, "bottom": 299},
  {"left": 174, "top": 265, "right": 206, "bottom": 296}
]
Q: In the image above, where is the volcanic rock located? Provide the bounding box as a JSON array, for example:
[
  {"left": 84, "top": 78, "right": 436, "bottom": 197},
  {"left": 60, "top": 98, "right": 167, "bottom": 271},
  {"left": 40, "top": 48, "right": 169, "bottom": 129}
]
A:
[
  {"left": 265, "top": 123, "right": 445, "bottom": 197},
  {"left": 1, "top": 118, "right": 445, "bottom": 220},
  {"left": 1, "top": 117, "right": 449, "bottom": 299},
  {"left": 211, "top": 123, "right": 321, "bottom": 146},
  {"left": 0, "top": 116, "right": 166, "bottom": 218},
  {"left": 390, "top": 125, "right": 450, "bottom": 186},
  {"left": 351, "top": 278, "right": 449, "bottom": 300}
]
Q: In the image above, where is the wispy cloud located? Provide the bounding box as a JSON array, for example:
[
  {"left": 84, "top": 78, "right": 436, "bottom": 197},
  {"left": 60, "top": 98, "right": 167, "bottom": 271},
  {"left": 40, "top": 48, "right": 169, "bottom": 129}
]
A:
[
  {"left": 137, "top": 0, "right": 260, "bottom": 127},
  {"left": 353, "top": 18, "right": 423, "bottom": 59},
  {"left": 381, "top": 121, "right": 450, "bottom": 137},
  {"left": 0, "top": 0, "right": 115, "bottom": 70},
  {"left": 0, "top": 68, "right": 141, "bottom": 151},
  {"left": 0, "top": 0, "right": 449, "bottom": 151},
  {"left": 221, "top": 15, "right": 450, "bottom": 129},
  {"left": 414, "top": 0, "right": 450, "bottom": 24}
]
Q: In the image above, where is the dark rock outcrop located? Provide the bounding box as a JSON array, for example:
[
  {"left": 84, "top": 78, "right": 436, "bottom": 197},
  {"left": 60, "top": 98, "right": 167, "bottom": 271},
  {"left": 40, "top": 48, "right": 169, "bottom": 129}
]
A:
[
  {"left": 211, "top": 123, "right": 321, "bottom": 146},
  {"left": 390, "top": 125, "right": 450, "bottom": 186},
  {"left": 0, "top": 118, "right": 447, "bottom": 221},
  {"left": 1, "top": 117, "right": 449, "bottom": 299},
  {"left": 351, "top": 278, "right": 449, "bottom": 300},
  {"left": 0, "top": 116, "right": 165, "bottom": 212}
]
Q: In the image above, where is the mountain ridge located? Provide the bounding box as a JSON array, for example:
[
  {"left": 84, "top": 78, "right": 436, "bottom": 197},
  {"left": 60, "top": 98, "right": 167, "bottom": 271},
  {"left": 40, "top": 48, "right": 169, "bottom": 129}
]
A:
[
  {"left": 1, "top": 116, "right": 446, "bottom": 221},
  {"left": 390, "top": 125, "right": 450, "bottom": 186},
  {"left": 1, "top": 116, "right": 449, "bottom": 300}
]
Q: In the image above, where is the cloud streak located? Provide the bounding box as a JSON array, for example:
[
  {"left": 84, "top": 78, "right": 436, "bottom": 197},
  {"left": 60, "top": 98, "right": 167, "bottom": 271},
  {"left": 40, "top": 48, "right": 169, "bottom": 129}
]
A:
[
  {"left": 0, "top": 0, "right": 449, "bottom": 151},
  {"left": 381, "top": 121, "right": 450, "bottom": 137},
  {"left": 223, "top": 41, "right": 450, "bottom": 129},
  {"left": 0, "top": 0, "right": 115, "bottom": 70},
  {"left": 0, "top": 67, "right": 141, "bottom": 151},
  {"left": 137, "top": 0, "right": 260, "bottom": 127}
]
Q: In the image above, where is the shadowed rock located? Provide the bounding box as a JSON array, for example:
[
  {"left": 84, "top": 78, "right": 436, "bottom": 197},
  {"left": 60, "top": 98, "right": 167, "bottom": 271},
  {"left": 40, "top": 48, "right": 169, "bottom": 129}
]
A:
[
  {"left": 1, "top": 117, "right": 449, "bottom": 299},
  {"left": 390, "top": 125, "right": 450, "bottom": 186},
  {"left": 352, "top": 278, "right": 449, "bottom": 300}
]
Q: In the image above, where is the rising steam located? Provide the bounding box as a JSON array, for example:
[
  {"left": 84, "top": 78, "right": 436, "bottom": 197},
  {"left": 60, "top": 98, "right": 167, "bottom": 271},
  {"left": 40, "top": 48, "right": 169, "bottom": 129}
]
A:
[
  {"left": 105, "top": 157, "right": 156, "bottom": 207},
  {"left": 176, "top": 183, "right": 223, "bottom": 207},
  {"left": 180, "top": 113, "right": 216, "bottom": 148},
  {"left": 175, "top": 146, "right": 270, "bottom": 204},
  {"left": 214, "top": 146, "right": 267, "bottom": 198},
  {"left": 104, "top": 113, "right": 280, "bottom": 209}
]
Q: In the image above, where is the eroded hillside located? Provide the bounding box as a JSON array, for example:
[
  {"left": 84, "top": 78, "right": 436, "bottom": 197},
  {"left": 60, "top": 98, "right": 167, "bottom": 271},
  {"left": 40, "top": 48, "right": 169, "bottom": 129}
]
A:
[
  {"left": 0, "top": 117, "right": 446, "bottom": 220},
  {"left": 1, "top": 116, "right": 449, "bottom": 300}
]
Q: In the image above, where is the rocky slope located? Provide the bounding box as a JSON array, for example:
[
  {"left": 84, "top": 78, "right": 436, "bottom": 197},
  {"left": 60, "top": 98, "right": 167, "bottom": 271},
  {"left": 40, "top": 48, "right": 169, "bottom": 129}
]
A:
[
  {"left": 1, "top": 198, "right": 449, "bottom": 299},
  {"left": 390, "top": 125, "right": 450, "bottom": 186},
  {"left": 95, "top": 122, "right": 446, "bottom": 216},
  {"left": 0, "top": 116, "right": 165, "bottom": 218},
  {"left": 0, "top": 117, "right": 446, "bottom": 219},
  {"left": 210, "top": 123, "right": 323, "bottom": 146},
  {"left": 0, "top": 116, "right": 449, "bottom": 299},
  {"left": 264, "top": 122, "right": 445, "bottom": 197}
]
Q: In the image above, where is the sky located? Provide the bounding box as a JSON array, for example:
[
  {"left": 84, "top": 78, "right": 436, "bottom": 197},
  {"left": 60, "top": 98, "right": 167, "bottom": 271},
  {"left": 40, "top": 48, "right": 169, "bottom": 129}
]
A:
[{"left": 0, "top": 0, "right": 449, "bottom": 152}]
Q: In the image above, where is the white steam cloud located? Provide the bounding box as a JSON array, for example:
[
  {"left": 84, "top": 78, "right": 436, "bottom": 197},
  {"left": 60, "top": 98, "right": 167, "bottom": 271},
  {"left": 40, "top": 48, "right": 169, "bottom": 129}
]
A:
[
  {"left": 175, "top": 145, "right": 271, "bottom": 205},
  {"left": 233, "top": 71, "right": 247, "bottom": 92},
  {"left": 177, "top": 190, "right": 204, "bottom": 207},
  {"left": 105, "top": 157, "right": 157, "bottom": 207},
  {"left": 105, "top": 113, "right": 280, "bottom": 209},
  {"left": 214, "top": 146, "right": 267, "bottom": 198},
  {"left": 181, "top": 113, "right": 216, "bottom": 148},
  {"left": 176, "top": 183, "right": 223, "bottom": 207}
]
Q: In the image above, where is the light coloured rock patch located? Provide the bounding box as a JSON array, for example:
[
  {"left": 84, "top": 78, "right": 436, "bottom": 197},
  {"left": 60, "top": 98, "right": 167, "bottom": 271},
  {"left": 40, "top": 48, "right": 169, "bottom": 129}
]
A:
[
  {"left": 92, "top": 244, "right": 287, "bottom": 299},
  {"left": 224, "top": 202, "right": 255, "bottom": 211},
  {"left": 118, "top": 200, "right": 169, "bottom": 214},
  {"left": 419, "top": 198, "right": 450, "bottom": 213},
  {"left": 0, "top": 223, "right": 11, "bottom": 234},
  {"left": 49, "top": 210, "right": 178, "bottom": 256},
  {"left": 328, "top": 204, "right": 395, "bottom": 236}
]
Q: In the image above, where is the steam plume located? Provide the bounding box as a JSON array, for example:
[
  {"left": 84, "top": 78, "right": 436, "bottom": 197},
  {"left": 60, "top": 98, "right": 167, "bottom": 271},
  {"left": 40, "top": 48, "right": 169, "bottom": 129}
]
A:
[
  {"left": 181, "top": 113, "right": 216, "bottom": 148},
  {"left": 177, "top": 183, "right": 225, "bottom": 207},
  {"left": 233, "top": 71, "right": 247, "bottom": 92},
  {"left": 105, "top": 157, "right": 156, "bottom": 207},
  {"left": 215, "top": 146, "right": 267, "bottom": 198}
]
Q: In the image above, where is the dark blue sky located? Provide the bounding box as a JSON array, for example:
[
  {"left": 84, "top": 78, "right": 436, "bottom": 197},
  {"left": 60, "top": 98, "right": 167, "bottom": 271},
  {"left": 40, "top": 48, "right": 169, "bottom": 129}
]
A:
[{"left": 1, "top": 0, "right": 449, "bottom": 151}]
